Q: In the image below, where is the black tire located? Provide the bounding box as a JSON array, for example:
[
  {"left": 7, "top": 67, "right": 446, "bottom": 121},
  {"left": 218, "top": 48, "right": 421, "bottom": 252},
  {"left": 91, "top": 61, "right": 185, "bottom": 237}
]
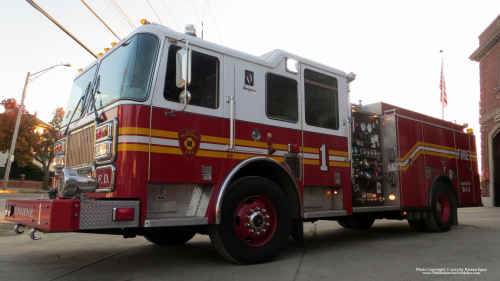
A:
[
  {"left": 337, "top": 220, "right": 353, "bottom": 228},
  {"left": 408, "top": 219, "right": 428, "bottom": 232},
  {"left": 423, "top": 183, "right": 455, "bottom": 232},
  {"left": 348, "top": 215, "right": 376, "bottom": 229},
  {"left": 144, "top": 227, "right": 196, "bottom": 246},
  {"left": 209, "top": 176, "right": 292, "bottom": 264}
]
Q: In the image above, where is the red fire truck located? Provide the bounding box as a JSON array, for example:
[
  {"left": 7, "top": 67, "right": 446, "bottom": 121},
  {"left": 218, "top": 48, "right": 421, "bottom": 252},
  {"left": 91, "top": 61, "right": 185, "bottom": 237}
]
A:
[{"left": 5, "top": 21, "right": 481, "bottom": 264}]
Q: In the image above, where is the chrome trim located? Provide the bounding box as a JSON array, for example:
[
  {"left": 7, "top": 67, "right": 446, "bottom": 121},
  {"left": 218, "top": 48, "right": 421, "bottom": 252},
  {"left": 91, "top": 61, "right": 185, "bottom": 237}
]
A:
[
  {"left": 94, "top": 118, "right": 118, "bottom": 165},
  {"left": 215, "top": 156, "right": 303, "bottom": 224},
  {"left": 95, "top": 164, "right": 117, "bottom": 193},
  {"left": 58, "top": 168, "right": 98, "bottom": 197},
  {"left": 144, "top": 218, "right": 208, "bottom": 227},
  {"left": 226, "top": 95, "right": 235, "bottom": 150},
  {"left": 303, "top": 211, "right": 347, "bottom": 218},
  {"left": 54, "top": 139, "right": 66, "bottom": 156},
  {"left": 352, "top": 206, "right": 401, "bottom": 213}
]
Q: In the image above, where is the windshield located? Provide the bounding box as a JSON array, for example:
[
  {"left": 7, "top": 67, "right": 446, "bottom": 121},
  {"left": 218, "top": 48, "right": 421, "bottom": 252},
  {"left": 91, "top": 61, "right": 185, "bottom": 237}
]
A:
[
  {"left": 63, "top": 65, "right": 97, "bottom": 126},
  {"left": 92, "top": 33, "right": 159, "bottom": 110}
]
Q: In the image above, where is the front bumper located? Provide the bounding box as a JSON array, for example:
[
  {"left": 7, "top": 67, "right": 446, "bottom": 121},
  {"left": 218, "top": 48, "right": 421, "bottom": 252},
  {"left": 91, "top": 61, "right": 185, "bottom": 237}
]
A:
[{"left": 5, "top": 199, "right": 140, "bottom": 232}]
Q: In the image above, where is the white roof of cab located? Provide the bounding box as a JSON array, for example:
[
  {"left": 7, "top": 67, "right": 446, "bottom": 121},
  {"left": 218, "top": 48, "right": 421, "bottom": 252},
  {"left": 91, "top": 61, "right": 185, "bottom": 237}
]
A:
[{"left": 75, "top": 24, "right": 347, "bottom": 80}]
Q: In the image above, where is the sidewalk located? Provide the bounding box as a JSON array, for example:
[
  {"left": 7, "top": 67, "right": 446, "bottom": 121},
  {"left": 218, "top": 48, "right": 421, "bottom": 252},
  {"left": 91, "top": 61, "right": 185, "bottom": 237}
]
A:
[{"left": 0, "top": 187, "right": 47, "bottom": 194}]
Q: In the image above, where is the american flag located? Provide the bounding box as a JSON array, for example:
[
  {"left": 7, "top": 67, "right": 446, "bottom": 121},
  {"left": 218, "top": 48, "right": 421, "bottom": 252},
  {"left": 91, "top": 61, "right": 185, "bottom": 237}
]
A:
[{"left": 440, "top": 59, "right": 447, "bottom": 107}]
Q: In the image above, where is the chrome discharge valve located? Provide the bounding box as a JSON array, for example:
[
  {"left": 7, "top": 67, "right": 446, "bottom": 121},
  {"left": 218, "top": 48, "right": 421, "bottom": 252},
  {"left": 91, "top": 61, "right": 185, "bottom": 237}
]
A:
[{"left": 58, "top": 168, "right": 98, "bottom": 197}]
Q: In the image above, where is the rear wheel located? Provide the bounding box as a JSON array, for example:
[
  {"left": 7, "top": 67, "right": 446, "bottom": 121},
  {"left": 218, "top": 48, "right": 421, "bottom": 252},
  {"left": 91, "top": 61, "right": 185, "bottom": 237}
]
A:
[
  {"left": 423, "top": 183, "right": 455, "bottom": 232},
  {"left": 209, "top": 176, "right": 292, "bottom": 264},
  {"left": 408, "top": 219, "right": 428, "bottom": 232},
  {"left": 348, "top": 215, "right": 376, "bottom": 229},
  {"left": 337, "top": 220, "right": 353, "bottom": 228},
  {"left": 144, "top": 227, "right": 196, "bottom": 246}
]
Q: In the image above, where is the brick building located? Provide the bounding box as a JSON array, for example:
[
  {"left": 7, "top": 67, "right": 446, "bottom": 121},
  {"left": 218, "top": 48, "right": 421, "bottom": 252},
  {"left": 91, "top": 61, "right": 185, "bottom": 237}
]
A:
[{"left": 470, "top": 14, "right": 500, "bottom": 207}]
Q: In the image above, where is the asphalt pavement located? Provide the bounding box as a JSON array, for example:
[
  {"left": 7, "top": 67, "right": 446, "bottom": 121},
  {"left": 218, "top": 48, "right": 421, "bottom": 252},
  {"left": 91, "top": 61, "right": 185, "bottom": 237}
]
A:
[{"left": 1, "top": 193, "right": 499, "bottom": 281}]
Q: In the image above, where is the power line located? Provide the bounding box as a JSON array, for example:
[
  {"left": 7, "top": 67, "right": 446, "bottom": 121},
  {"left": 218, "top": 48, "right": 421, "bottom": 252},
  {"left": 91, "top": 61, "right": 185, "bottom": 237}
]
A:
[
  {"left": 147, "top": 0, "right": 164, "bottom": 25},
  {"left": 110, "top": 0, "right": 136, "bottom": 29},
  {"left": 205, "top": 0, "right": 223, "bottom": 45},
  {"left": 32, "top": 82, "right": 68, "bottom": 103},
  {"left": 102, "top": 0, "right": 132, "bottom": 32},
  {"left": 80, "top": 0, "right": 121, "bottom": 40},
  {"left": 189, "top": 0, "right": 209, "bottom": 40},
  {"left": 161, "top": 0, "right": 181, "bottom": 32}
]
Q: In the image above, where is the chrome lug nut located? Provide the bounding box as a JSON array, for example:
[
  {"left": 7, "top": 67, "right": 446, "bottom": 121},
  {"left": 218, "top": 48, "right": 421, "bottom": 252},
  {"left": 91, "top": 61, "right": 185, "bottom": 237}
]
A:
[
  {"left": 245, "top": 215, "right": 250, "bottom": 219},
  {"left": 249, "top": 209, "right": 254, "bottom": 213},
  {"left": 264, "top": 215, "right": 270, "bottom": 219},
  {"left": 265, "top": 222, "right": 270, "bottom": 226},
  {"left": 262, "top": 209, "right": 266, "bottom": 213},
  {"left": 255, "top": 207, "right": 260, "bottom": 211},
  {"left": 249, "top": 229, "right": 254, "bottom": 233},
  {"left": 256, "top": 231, "right": 260, "bottom": 235},
  {"left": 245, "top": 223, "right": 250, "bottom": 227},
  {"left": 261, "top": 229, "right": 266, "bottom": 233}
]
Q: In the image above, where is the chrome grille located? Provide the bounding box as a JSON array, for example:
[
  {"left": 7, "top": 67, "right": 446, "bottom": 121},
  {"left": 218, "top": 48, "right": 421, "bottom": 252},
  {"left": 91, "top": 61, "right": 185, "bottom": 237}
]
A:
[{"left": 67, "top": 123, "right": 95, "bottom": 167}]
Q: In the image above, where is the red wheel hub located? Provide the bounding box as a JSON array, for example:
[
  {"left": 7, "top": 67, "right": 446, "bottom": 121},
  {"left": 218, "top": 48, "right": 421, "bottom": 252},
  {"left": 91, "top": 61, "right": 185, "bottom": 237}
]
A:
[
  {"left": 436, "top": 193, "right": 450, "bottom": 222},
  {"left": 234, "top": 196, "right": 277, "bottom": 246}
]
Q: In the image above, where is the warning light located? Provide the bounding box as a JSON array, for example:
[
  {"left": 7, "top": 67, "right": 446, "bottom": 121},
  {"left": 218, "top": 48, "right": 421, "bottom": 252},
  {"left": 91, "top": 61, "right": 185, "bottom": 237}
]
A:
[
  {"left": 111, "top": 42, "right": 116, "bottom": 46},
  {"left": 327, "top": 191, "right": 331, "bottom": 195},
  {"left": 355, "top": 123, "right": 359, "bottom": 126},
  {"left": 104, "top": 48, "right": 109, "bottom": 52},
  {"left": 333, "top": 190, "right": 338, "bottom": 195},
  {"left": 78, "top": 69, "right": 83, "bottom": 72},
  {"left": 140, "top": 19, "right": 147, "bottom": 25},
  {"left": 389, "top": 194, "right": 396, "bottom": 201},
  {"left": 402, "top": 212, "right": 407, "bottom": 215},
  {"left": 98, "top": 53, "right": 103, "bottom": 57}
]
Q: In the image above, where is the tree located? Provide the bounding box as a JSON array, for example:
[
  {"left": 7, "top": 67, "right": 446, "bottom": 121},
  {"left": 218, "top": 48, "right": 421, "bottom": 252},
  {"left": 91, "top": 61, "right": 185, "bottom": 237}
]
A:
[
  {"left": 0, "top": 99, "right": 64, "bottom": 190},
  {"left": 0, "top": 99, "right": 38, "bottom": 167},
  {"left": 32, "top": 107, "right": 64, "bottom": 190}
]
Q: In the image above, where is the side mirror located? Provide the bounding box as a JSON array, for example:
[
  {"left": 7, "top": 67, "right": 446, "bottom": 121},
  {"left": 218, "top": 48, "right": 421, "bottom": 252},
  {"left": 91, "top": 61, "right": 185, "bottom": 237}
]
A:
[{"left": 176, "top": 48, "right": 192, "bottom": 88}]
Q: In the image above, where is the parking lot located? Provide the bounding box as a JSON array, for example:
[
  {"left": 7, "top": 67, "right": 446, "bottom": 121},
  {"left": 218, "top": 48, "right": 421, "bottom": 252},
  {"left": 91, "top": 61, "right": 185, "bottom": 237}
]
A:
[{"left": 1, "top": 193, "right": 499, "bottom": 281}]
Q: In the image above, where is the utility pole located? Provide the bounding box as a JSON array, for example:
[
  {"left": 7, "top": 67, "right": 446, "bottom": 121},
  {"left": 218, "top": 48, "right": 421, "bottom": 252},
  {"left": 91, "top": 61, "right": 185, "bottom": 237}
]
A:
[
  {"left": 2, "top": 73, "right": 30, "bottom": 191},
  {"left": 2, "top": 64, "right": 70, "bottom": 191}
]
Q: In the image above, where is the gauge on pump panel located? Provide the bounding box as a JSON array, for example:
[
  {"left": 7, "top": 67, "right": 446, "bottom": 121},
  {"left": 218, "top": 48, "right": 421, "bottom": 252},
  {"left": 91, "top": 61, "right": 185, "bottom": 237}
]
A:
[
  {"left": 360, "top": 122, "right": 367, "bottom": 132},
  {"left": 367, "top": 123, "right": 373, "bottom": 133}
]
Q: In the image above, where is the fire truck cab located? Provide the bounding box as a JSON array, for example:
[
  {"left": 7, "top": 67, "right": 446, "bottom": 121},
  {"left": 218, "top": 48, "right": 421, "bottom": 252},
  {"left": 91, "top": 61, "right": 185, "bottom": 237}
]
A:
[{"left": 5, "top": 21, "right": 481, "bottom": 264}]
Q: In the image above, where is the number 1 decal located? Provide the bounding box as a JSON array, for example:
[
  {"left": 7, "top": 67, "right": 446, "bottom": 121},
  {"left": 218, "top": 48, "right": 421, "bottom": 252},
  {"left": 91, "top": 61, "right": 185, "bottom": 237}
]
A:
[{"left": 320, "top": 144, "right": 328, "bottom": 171}]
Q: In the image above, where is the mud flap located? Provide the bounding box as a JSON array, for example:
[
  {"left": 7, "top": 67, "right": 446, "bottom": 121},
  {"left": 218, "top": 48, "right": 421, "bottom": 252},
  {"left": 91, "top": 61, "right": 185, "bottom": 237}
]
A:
[{"left": 291, "top": 218, "right": 304, "bottom": 245}]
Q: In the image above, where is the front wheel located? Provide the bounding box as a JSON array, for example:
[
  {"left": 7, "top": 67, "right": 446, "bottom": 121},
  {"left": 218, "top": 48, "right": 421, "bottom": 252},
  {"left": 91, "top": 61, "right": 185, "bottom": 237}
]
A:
[
  {"left": 209, "top": 176, "right": 292, "bottom": 264},
  {"left": 423, "top": 183, "right": 455, "bottom": 232}
]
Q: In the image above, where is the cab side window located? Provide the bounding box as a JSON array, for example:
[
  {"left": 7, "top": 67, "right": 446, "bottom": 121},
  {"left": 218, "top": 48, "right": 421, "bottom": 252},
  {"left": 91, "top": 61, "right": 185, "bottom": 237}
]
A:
[
  {"left": 266, "top": 73, "right": 298, "bottom": 122},
  {"left": 164, "top": 45, "right": 219, "bottom": 109},
  {"left": 304, "top": 69, "right": 339, "bottom": 130}
]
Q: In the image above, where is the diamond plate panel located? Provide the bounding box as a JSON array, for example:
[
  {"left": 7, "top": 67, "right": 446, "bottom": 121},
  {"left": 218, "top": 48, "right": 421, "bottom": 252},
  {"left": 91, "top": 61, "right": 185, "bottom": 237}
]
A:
[
  {"left": 284, "top": 154, "right": 302, "bottom": 180},
  {"left": 380, "top": 114, "right": 400, "bottom": 207},
  {"left": 80, "top": 200, "right": 140, "bottom": 229},
  {"left": 147, "top": 183, "right": 214, "bottom": 219},
  {"left": 303, "top": 186, "right": 333, "bottom": 212}
]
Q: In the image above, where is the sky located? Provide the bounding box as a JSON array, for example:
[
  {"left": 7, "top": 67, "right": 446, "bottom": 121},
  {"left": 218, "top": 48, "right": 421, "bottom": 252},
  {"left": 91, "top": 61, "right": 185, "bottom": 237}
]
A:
[{"left": 1, "top": 0, "right": 499, "bottom": 169}]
